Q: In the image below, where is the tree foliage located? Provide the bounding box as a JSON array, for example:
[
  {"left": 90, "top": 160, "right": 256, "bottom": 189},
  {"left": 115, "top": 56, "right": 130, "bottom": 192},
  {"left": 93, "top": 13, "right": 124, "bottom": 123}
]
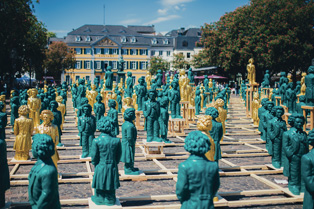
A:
[
  {"left": 44, "top": 41, "right": 76, "bottom": 79},
  {"left": 195, "top": 0, "right": 314, "bottom": 81},
  {"left": 47, "top": 31, "right": 57, "bottom": 38},
  {"left": 149, "top": 56, "right": 169, "bottom": 75},
  {"left": 172, "top": 53, "right": 189, "bottom": 70},
  {"left": 0, "top": 0, "right": 47, "bottom": 83}
]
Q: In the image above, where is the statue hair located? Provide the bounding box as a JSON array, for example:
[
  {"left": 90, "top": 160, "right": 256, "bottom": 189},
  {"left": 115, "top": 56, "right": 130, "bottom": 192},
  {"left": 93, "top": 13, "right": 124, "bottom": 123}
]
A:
[
  {"left": 288, "top": 114, "right": 296, "bottom": 127},
  {"left": 294, "top": 113, "right": 306, "bottom": 123},
  {"left": 82, "top": 103, "right": 92, "bottom": 112},
  {"left": 261, "top": 98, "right": 269, "bottom": 106},
  {"left": 97, "top": 116, "right": 113, "bottom": 133},
  {"left": 124, "top": 108, "right": 135, "bottom": 120},
  {"left": 40, "top": 110, "right": 54, "bottom": 121},
  {"left": 18, "top": 105, "right": 30, "bottom": 116},
  {"left": 108, "top": 99, "right": 116, "bottom": 108},
  {"left": 32, "top": 134, "right": 55, "bottom": 159},
  {"left": 184, "top": 131, "right": 211, "bottom": 155},
  {"left": 49, "top": 100, "right": 59, "bottom": 108},
  {"left": 205, "top": 107, "right": 219, "bottom": 119}
]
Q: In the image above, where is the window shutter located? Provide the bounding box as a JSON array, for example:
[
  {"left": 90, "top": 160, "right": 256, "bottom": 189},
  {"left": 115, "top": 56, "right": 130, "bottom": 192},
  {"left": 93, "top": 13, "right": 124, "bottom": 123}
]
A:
[
  {"left": 94, "top": 48, "right": 96, "bottom": 54},
  {"left": 117, "top": 49, "right": 119, "bottom": 55},
  {"left": 94, "top": 61, "right": 97, "bottom": 69},
  {"left": 83, "top": 48, "right": 86, "bottom": 54},
  {"left": 101, "top": 48, "right": 104, "bottom": 54},
  {"left": 109, "top": 61, "right": 112, "bottom": 68},
  {"left": 136, "top": 61, "right": 138, "bottom": 69},
  {"left": 90, "top": 61, "right": 93, "bottom": 69},
  {"left": 75, "top": 62, "right": 77, "bottom": 69},
  {"left": 80, "top": 61, "right": 83, "bottom": 69},
  {"left": 136, "top": 49, "right": 138, "bottom": 55},
  {"left": 109, "top": 48, "right": 112, "bottom": 54},
  {"left": 127, "top": 49, "right": 129, "bottom": 55}
]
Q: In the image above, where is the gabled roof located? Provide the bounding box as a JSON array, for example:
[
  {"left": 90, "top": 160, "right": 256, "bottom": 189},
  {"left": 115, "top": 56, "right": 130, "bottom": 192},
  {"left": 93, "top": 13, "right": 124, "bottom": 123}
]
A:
[
  {"left": 165, "top": 27, "right": 201, "bottom": 37},
  {"left": 127, "top": 25, "right": 155, "bottom": 34},
  {"left": 68, "top": 24, "right": 140, "bottom": 36}
]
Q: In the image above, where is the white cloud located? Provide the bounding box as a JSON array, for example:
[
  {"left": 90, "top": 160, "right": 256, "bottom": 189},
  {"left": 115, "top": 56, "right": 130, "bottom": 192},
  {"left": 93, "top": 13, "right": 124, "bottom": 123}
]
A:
[
  {"left": 160, "top": 0, "right": 194, "bottom": 7},
  {"left": 51, "top": 30, "right": 69, "bottom": 33},
  {"left": 145, "top": 15, "right": 181, "bottom": 25},
  {"left": 174, "top": 5, "right": 180, "bottom": 10},
  {"left": 158, "top": 8, "right": 168, "bottom": 15},
  {"left": 120, "top": 18, "right": 141, "bottom": 25}
]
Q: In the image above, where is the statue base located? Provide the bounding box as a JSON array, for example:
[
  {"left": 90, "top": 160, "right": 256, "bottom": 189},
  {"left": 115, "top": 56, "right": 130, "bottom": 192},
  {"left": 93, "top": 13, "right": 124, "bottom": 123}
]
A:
[
  {"left": 10, "top": 158, "right": 31, "bottom": 163},
  {"left": 169, "top": 118, "right": 186, "bottom": 136},
  {"left": 119, "top": 170, "right": 147, "bottom": 180},
  {"left": 88, "top": 198, "right": 122, "bottom": 209},
  {"left": 143, "top": 140, "right": 165, "bottom": 159},
  {"left": 301, "top": 105, "right": 314, "bottom": 131},
  {"left": 0, "top": 202, "right": 11, "bottom": 209}
]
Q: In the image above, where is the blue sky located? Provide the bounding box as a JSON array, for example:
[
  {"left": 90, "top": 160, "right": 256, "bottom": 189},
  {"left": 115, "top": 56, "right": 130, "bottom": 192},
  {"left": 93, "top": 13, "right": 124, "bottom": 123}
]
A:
[{"left": 34, "top": 0, "right": 250, "bottom": 38}]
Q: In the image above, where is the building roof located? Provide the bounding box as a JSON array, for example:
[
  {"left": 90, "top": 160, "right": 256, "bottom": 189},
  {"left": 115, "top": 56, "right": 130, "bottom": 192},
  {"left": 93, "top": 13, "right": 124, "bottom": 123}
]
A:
[
  {"left": 127, "top": 25, "right": 155, "bottom": 34},
  {"left": 165, "top": 27, "right": 201, "bottom": 37},
  {"left": 175, "top": 36, "right": 201, "bottom": 50}
]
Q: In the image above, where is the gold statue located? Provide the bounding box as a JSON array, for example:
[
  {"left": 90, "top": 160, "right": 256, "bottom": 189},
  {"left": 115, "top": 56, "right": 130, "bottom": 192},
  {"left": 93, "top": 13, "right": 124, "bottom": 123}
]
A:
[
  {"left": 300, "top": 72, "right": 307, "bottom": 96},
  {"left": 179, "top": 69, "right": 188, "bottom": 101},
  {"left": 197, "top": 115, "right": 215, "bottom": 161},
  {"left": 118, "top": 78, "right": 125, "bottom": 98},
  {"left": 13, "top": 105, "right": 34, "bottom": 160},
  {"left": 146, "top": 71, "right": 152, "bottom": 90},
  {"left": 252, "top": 92, "right": 260, "bottom": 126},
  {"left": 247, "top": 58, "right": 256, "bottom": 85},
  {"left": 34, "top": 110, "right": 59, "bottom": 170},
  {"left": 209, "top": 78, "right": 213, "bottom": 88},
  {"left": 287, "top": 74, "right": 292, "bottom": 83},
  {"left": 0, "top": 95, "right": 5, "bottom": 112},
  {"left": 200, "top": 83, "right": 205, "bottom": 109},
  {"left": 56, "top": 96, "right": 66, "bottom": 130},
  {"left": 132, "top": 89, "right": 138, "bottom": 110},
  {"left": 186, "top": 84, "right": 192, "bottom": 105},
  {"left": 88, "top": 84, "right": 98, "bottom": 111},
  {"left": 122, "top": 97, "right": 134, "bottom": 116},
  {"left": 10, "top": 90, "right": 15, "bottom": 99},
  {"left": 27, "top": 88, "right": 41, "bottom": 128},
  {"left": 215, "top": 98, "right": 227, "bottom": 134}
]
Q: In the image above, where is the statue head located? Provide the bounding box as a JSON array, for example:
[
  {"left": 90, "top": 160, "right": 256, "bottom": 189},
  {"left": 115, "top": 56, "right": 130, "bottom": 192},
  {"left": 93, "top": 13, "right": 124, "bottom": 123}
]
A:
[
  {"left": 302, "top": 72, "right": 307, "bottom": 77},
  {"left": 157, "top": 69, "right": 162, "bottom": 74},
  {"left": 146, "top": 71, "right": 151, "bottom": 76},
  {"left": 261, "top": 98, "right": 269, "bottom": 107},
  {"left": 184, "top": 131, "right": 211, "bottom": 156},
  {"left": 205, "top": 107, "right": 219, "bottom": 119},
  {"left": 308, "top": 66, "right": 314, "bottom": 74},
  {"left": 299, "top": 95, "right": 306, "bottom": 102},
  {"left": 266, "top": 101, "right": 274, "bottom": 111},
  {"left": 124, "top": 108, "right": 135, "bottom": 121},
  {"left": 288, "top": 113, "right": 296, "bottom": 127},
  {"left": 32, "top": 134, "right": 55, "bottom": 160},
  {"left": 124, "top": 97, "right": 133, "bottom": 106},
  {"left": 266, "top": 70, "right": 269, "bottom": 74},
  {"left": 294, "top": 114, "right": 305, "bottom": 130},
  {"left": 248, "top": 58, "right": 254, "bottom": 64},
  {"left": 273, "top": 106, "right": 284, "bottom": 118},
  {"left": 18, "top": 105, "right": 30, "bottom": 116},
  {"left": 31, "top": 88, "right": 38, "bottom": 97},
  {"left": 80, "top": 97, "right": 89, "bottom": 106},
  {"left": 107, "top": 66, "right": 112, "bottom": 71},
  {"left": 171, "top": 80, "right": 179, "bottom": 89},
  {"left": 97, "top": 116, "right": 113, "bottom": 134},
  {"left": 148, "top": 89, "right": 157, "bottom": 100},
  {"left": 108, "top": 99, "right": 116, "bottom": 108},
  {"left": 280, "top": 72, "right": 286, "bottom": 77},
  {"left": 96, "top": 95, "right": 102, "bottom": 102},
  {"left": 138, "top": 77, "right": 144, "bottom": 84},
  {"left": 91, "top": 84, "right": 96, "bottom": 90},
  {"left": 82, "top": 104, "right": 92, "bottom": 116},
  {"left": 79, "top": 78, "right": 85, "bottom": 85},
  {"left": 197, "top": 115, "right": 213, "bottom": 132},
  {"left": 127, "top": 72, "right": 132, "bottom": 77},
  {"left": 253, "top": 92, "right": 259, "bottom": 100},
  {"left": 49, "top": 100, "right": 59, "bottom": 111},
  {"left": 215, "top": 98, "right": 225, "bottom": 107},
  {"left": 40, "top": 110, "right": 54, "bottom": 125},
  {"left": 56, "top": 96, "right": 63, "bottom": 103}
]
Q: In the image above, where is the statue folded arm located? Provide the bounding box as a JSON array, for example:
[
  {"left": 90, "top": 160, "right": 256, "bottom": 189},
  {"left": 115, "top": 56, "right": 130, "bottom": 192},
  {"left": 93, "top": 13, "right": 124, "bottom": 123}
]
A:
[{"left": 91, "top": 139, "right": 100, "bottom": 166}]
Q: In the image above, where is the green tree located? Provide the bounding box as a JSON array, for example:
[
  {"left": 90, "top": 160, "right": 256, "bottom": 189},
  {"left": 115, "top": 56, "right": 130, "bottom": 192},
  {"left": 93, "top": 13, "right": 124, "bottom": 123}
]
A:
[
  {"left": 196, "top": 0, "right": 314, "bottom": 82},
  {"left": 149, "top": 56, "right": 169, "bottom": 75},
  {"left": 0, "top": 0, "right": 47, "bottom": 88},
  {"left": 44, "top": 41, "right": 76, "bottom": 80},
  {"left": 172, "top": 53, "right": 189, "bottom": 70},
  {"left": 47, "top": 31, "right": 57, "bottom": 38}
]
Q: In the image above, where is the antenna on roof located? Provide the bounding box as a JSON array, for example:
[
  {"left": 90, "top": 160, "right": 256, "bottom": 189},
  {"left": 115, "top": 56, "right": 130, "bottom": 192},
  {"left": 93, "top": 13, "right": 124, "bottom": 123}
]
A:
[{"left": 104, "top": 4, "right": 106, "bottom": 25}]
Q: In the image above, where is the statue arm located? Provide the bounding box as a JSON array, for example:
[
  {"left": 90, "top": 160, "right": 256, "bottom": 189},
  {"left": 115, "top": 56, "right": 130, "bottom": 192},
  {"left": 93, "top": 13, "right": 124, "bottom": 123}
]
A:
[
  {"left": 176, "top": 163, "right": 189, "bottom": 203},
  {"left": 78, "top": 118, "right": 85, "bottom": 132},
  {"left": 92, "top": 117, "right": 96, "bottom": 133},
  {"left": 91, "top": 140, "right": 100, "bottom": 166},
  {"left": 284, "top": 134, "right": 294, "bottom": 159},
  {"left": 213, "top": 163, "right": 220, "bottom": 196},
  {"left": 115, "top": 139, "right": 122, "bottom": 164},
  {"left": 301, "top": 155, "right": 314, "bottom": 193},
  {"left": 30, "top": 119, "right": 34, "bottom": 134},
  {"left": 13, "top": 120, "right": 19, "bottom": 136}
]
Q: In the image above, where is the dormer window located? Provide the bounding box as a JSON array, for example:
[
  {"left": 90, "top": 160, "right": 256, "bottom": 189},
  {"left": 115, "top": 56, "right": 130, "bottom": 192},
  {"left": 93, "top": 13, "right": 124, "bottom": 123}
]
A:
[
  {"left": 76, "top": 36, "right": 81, "bottom": 42},
  {"left": 163, "top": 39, "right": 169, "bottom": 44},
  {"left": 131, "top": 37, "right": 136, "bottom": 43},
  {"left": 119, "top": 30, "right": 126, "bottom": 33},
  {"left": 152, "top": 38, "right": 157, "bottom": 45},
  {"left": 86, "top": 36, "right": 91, "bottom": 42},
  {"left": 121, "top": 37, "right": 126, "bottom": 43},
  {"left": 102, "top": 28, "right": 109, "bottom": 33}
]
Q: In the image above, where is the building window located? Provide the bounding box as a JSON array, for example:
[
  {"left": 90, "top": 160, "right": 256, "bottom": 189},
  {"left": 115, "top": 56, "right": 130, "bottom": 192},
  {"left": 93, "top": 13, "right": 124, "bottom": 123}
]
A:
[
  {"left": 140, "top": 61, "right": 147, "bottom": 70},
  {"left": 86, "top": 61, "right": 91, "bottom": 69},
  {"left": 86, "top": 76, "right": 90, "bottom": 81},
  {"left": 104, "top": 48, "right": 109, "bottom": 54},
  {"left": 159, "top": 51, "right": 163, "bottom": 56},
  {"left": 112, "top": 48, "right": 118, "bottom": 55},
  {"left": 96, "top": 61, "right": 101, "bottom": 69},
  {"left": 86, "top": 36, "right": 91, "bottom": 42},
  {"left": 121, "top": 36, "right": 126, "bottom": 43},
  {"left": 163, "top": 39, "right": 169, "bottom": 44},
  {"left": 76, "top": 61, "right": 81, "bottom": 69},
  {"left": 167, "top": 51, "right": 171, "bottom": 56},
  {"left": 75, "top": 36, "right": 81, "bottom": 42},
  {"left": 113, "top": 61, "right": 117, "bottom": 69},
  {"left": 76, "top": 48, "right": 82, "bottom": 54},
  {"left": 124, "top": 61, "right": 127, "bottom": 69},
  {"left": 122, "top": 49, "right": 128, "bottom": 55},
  {"left": 140, "top": 49, "right": 147, "bottom": 55},
  {"left": 151, "top": 50, "right": 155, "bottom": 56},
  {"left": 85, "top": 48, "right": 91, "bottom": 55},
  {"left": 187, "top": 52, "right": 191, "bottom": 58},
  {"left": 151, "top": 38, "right": 157, "bottom": 45},
  {"left": 96, "top": 76, "right": 100, "bottom": 81},
  {"left": 131, "top": 61, "right": 137, "bottom": 70},
  {"left": 130, "top": 49, "right": 137, "bottom": 55},
  {"left": 131, "top": 37, "right": 136, "bottom": 43},
  {"left": 75, "top": 76, "right": 80, "bottom": 80},
  {"left": 182, "top": 40, "right": 188, "bottom": 47},
  {"left": 95, "top": 48, "right": 101, "bottom": 54}
]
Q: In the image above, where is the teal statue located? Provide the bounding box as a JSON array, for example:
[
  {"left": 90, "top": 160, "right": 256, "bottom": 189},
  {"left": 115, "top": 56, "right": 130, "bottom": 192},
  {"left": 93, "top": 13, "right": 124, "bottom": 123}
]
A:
[
  {"left": 0, "top": 137, "right": 10, "bottom": 208},
  {"left": 108, "top": 99, "right": 119, "bottom": 137},
  {"left": 144, "top": 90, "right": 162, "bottom": 142},
  {"left": 49, "top": 101, "right": 63, "bottom": 147},
  {"left": 94, "top": 77, "right": 100, "bottom": 91},
  {"left": 159, "top": 97, "right": 171, "bottom": 143},
  {"left": 296, "top": 95, "right": 307, "bottom": 115},
  {"left": 156, "top": 69, "right": 163, "bottom": 88},
  {"left": 94, "top": 95, "right": 105, "bottom": 122},
  {"left": 28, "top": 134, "right": 61, "bottom": 209},
  {"left": 10, "top": 96, "right": 19, "bottom": 129},
  {"left": 209, "top": 88, "right": 213, "bottom": 103},
  {"left": 76, "top": 78, "right": 86, "bottom": 106},
  {"left": 151, "top": 79, "right": 157, "bottom": 91},
  {"left": 286, "top": 82, "right": 297, "bottom": 113},
  {"left": 91, "top": 117, "right": 121, "bottom": 206},
  {"left": 205, "top": 107, "right": 223, "bottom": 162},
  {"left": 105, "top": 66, "right": 114, "bottom": 90},
  {"left": 169, "top": 81, "right": 182, "bottom": 118},
  {"left": 282, "top": 114, "right": 296, "bottom": 177},
  {"left": 195, "top": 89, "right": 201, "bottom": 115},
  {"left": 261, "top": 70, "right": 270, "bottom": 88},
  {"left": 77, "top": 97, "right": 89, "bottom": 119},
  {"left": 0, "top": 102, "right": 7, "bottom": 140},
  {"left": 267, "top": 106, "right": 287, "bottom": 168},
  {"left": 301, "top": 129, "right": 314, "bottom": 209},
  {"left": 176, "top": 131, "right": 220, "bottom": 209},
  {"left": 137, "top": 77, "right": 147, "bottom": 111},
  {"left": 117, "top": 91, "right": 122, "bottom": 113},
  {"left": 187, "top": 68, "right": 194, "bottom": 83},
  {"left": 71, "top": 83, "right": 78, "bottom": 108},
  {"left": 296, "top": 81, "right": 301, "bottom": 95},
  {"left": 258, "top": 98, "right": 269, "bottom": 141},
  {"left": 261, "top": 101, "right": 274, "bottom": 151},
  {"left": 121, "top": 108, "right": 140, "bottom": 175},
  {"left": 78, "top": 104, "right": 96, "bottom": 158},
  {"left": 125, "top": 72, "right": 134, "bottom": 98},
  {"left": 284, "top": 114, "right": 308, "bottom": 195},
  {"left": 279, "top": 73, "right": 288, "bottom": 106},
  {"left": 305, "top": 66, "right": 314, "bottom": 106}
]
